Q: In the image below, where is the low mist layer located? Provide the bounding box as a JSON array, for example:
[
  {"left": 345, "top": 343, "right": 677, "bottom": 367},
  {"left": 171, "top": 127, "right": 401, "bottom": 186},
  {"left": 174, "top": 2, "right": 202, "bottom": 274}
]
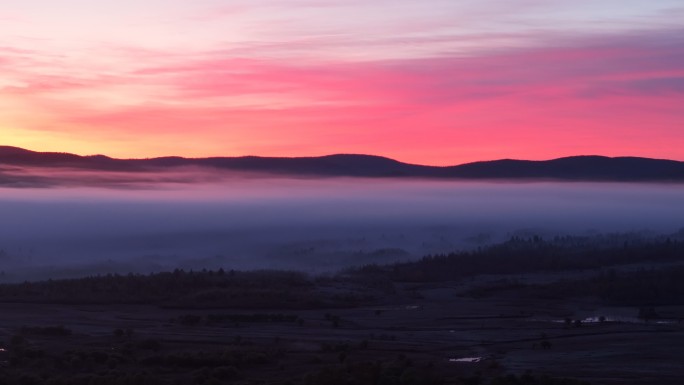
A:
[{"left": 1, "top": 167, "right": 683, "bottom": 281}]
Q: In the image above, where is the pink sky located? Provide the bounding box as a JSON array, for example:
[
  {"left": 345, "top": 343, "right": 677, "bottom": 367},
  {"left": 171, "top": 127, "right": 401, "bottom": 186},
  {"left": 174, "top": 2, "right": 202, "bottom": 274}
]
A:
[{"left": 1, "top": 0, "right": 683, "bottom": 165}]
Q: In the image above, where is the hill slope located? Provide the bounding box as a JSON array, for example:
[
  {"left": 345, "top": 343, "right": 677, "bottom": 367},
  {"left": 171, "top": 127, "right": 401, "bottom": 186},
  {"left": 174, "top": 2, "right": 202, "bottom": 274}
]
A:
[{"left": 1, "top": 146, "right": 683, "bottom": 181}]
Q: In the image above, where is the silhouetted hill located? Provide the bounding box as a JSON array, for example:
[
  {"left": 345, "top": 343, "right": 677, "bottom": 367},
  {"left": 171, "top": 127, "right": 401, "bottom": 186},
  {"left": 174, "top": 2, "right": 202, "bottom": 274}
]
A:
[
  {"left": 444, "top": 156, "right": 684, "bottom": 181},
  {"left": 138, "top": 154, "right": 433, "bottom": 177},
  {"left": 1, "top": 146, "right": 683, "bottom": 181},
  {"left": 0, "top": 146, "right": 81, "bottom": 163},
  {"left": 0, "top": 146, "right": 119, "bottom": 169}
]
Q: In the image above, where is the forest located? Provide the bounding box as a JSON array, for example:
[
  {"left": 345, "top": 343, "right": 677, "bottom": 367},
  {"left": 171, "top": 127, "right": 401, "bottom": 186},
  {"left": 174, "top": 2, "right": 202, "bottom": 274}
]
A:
[{"left": 0, "top": 232, "right": 682, "bottom": 384}]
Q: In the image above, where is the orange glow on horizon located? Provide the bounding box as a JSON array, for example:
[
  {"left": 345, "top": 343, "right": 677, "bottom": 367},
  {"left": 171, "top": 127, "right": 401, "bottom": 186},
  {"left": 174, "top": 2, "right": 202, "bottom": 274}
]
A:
[{"left": 1, "top": 2, "right": 683, "bottom": 166}]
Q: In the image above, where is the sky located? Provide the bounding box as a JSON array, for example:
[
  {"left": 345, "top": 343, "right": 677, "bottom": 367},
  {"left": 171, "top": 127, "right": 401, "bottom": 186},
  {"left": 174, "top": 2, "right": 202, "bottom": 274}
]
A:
[{"left": 0, "top": 0, "right": 683, "bottom": 165}]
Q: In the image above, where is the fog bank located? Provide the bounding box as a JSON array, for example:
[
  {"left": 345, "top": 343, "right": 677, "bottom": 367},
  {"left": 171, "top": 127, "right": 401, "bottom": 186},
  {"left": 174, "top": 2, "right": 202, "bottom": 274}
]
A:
[{"left": 1, "top": 173, "right": 683, "bottom": 281}]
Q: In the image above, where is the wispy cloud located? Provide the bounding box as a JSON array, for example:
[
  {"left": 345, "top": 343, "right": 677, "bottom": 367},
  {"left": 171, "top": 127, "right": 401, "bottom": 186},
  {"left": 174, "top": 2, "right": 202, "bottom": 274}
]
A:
[{"left": 0, "top": 1, "right": 683, "bottom": 163}]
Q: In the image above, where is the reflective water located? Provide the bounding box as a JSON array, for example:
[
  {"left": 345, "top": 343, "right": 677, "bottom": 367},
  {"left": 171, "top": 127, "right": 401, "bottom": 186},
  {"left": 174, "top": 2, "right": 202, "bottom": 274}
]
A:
[{"left": 449, "top": 357, "right": 482, "bottom": 363}]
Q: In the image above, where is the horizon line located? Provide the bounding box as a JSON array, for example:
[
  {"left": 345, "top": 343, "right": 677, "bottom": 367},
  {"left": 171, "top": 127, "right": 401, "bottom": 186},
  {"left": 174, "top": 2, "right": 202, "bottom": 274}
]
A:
[{"left": 1, "top": 144, "right": 682, "bottom": 168}]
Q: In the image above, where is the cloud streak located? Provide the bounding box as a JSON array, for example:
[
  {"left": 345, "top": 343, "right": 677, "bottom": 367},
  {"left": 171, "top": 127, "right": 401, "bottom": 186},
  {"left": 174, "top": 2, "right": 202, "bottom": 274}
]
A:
[{"left": 0, "top": 2, "right": 682, "bottom": 163}]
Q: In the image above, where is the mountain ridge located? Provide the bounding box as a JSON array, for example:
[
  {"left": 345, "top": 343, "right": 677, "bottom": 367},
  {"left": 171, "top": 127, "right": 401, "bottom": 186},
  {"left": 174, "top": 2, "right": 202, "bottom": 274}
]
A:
[{"left": 1, "top": 146, "right": 683, "bottom": 182}]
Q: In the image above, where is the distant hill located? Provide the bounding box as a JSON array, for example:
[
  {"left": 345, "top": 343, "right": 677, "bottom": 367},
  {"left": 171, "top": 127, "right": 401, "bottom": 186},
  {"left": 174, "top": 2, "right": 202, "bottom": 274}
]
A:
[
  {"left": 444, "top": 156, "right": 684, "bottom": 181},
  {"left": 1, "top": 146, "right": 683, "bottom": 182}
]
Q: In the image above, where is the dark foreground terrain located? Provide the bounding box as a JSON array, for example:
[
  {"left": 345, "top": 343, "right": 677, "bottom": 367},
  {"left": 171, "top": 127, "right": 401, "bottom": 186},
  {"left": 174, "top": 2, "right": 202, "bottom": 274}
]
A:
[{"left": 1, "top": 233, "right": 683, "bottom": 384}]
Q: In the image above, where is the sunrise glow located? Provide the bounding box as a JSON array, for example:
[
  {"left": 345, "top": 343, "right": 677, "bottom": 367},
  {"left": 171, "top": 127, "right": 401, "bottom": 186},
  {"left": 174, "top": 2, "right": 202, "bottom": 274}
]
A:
[{"left": 1, "top": 0, "right": 683, "bottom": 164}]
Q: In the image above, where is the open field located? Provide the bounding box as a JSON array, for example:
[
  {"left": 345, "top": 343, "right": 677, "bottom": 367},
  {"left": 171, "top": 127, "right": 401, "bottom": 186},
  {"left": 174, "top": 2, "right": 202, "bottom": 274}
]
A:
[{"left": 1, "top": 271, "right": 683, "bottom": 384}]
